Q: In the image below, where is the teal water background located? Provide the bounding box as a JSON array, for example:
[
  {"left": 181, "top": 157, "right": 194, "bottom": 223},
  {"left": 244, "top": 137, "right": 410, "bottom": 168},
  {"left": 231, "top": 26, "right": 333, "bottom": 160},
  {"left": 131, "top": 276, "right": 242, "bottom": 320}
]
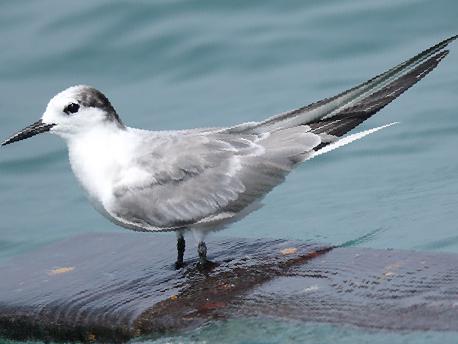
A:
[{"left": 1, "top": 0, "right": 457, "bottom": 343}]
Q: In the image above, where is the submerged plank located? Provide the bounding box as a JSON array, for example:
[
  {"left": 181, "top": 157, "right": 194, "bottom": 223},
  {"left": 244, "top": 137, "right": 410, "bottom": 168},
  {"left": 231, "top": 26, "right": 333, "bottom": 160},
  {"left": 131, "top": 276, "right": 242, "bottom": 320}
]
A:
[
  {"left": 0, "top": 232, "right": 457, "bottom": 343},
  {"left": 229, "top": 247, "right": 458, "bottom": 331},
  {"left": 0, "top": 232, "right": 328, "bottom": 343}
]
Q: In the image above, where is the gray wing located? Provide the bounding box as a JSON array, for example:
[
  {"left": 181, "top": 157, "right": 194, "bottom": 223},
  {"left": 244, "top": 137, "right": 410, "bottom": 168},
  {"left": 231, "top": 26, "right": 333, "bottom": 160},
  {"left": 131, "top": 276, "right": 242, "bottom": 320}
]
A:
[
  {"left": 224, "top": 35, "right": 456, "bottom": 151},
  {"left": 107, "top": 129, "right": 321, "bottom": 231}
]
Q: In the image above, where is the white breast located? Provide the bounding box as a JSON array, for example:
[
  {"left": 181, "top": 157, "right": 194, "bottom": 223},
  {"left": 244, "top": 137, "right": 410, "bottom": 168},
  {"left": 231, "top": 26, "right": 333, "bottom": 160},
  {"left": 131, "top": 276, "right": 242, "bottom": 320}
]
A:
[{"left": 67, "top": 127, "right": 132, "bottom": 214}]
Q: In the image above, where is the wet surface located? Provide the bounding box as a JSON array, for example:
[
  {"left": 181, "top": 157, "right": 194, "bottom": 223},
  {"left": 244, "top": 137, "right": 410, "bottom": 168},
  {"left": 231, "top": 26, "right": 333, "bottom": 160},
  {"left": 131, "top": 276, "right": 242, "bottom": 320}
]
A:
[
  {"left": 1, "top": 233, "right": 458, "bottom": 343},
  {"left": 0, "top": 233, "right": 327, "bottom": 342},
  {"left": 231, "top": 247, "right": 458, "bottom": 331}
]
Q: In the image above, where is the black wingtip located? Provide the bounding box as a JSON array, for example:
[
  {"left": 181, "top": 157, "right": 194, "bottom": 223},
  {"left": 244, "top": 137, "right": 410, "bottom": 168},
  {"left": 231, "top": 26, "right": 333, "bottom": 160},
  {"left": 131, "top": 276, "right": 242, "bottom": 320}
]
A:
[
  {"left": 440, "top": 35, "right": 458, "bottom": 49},
  {"left": 437, "top": 49, "right": 450, "bottom": 61},
  {"left": 309, "top": 46, "right": 453, "bottom": 145}
]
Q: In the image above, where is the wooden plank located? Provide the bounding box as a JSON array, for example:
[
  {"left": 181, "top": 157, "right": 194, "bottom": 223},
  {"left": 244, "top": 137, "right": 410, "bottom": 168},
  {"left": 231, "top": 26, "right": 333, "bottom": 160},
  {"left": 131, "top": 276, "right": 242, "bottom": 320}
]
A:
[{"left": 0, "top": 232, "right": 457, "bottom": 343}]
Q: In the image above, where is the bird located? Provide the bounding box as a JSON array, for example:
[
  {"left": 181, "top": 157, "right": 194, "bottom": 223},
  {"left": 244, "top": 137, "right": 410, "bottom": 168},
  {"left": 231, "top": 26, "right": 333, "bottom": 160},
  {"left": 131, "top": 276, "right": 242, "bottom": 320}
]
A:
[{"left": 2, "top": 35, "right": 457, "bottom": 269}]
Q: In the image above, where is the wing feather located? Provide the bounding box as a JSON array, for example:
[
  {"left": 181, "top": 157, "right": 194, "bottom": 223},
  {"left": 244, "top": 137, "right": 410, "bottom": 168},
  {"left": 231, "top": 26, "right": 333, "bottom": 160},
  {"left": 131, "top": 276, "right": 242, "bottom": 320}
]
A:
[
  {"left": 107, "top": 129, "right": 321, "bottom": 231},
  {"left": 223, "top": 35, "right": 456, "bottom": 135}
]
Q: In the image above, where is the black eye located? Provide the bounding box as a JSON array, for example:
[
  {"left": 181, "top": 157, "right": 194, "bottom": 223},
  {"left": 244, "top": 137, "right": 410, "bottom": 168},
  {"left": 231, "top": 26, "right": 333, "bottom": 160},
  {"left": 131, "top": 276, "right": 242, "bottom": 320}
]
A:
[{"left": 64, "top": 103, "right": 80, "bottom": 115}]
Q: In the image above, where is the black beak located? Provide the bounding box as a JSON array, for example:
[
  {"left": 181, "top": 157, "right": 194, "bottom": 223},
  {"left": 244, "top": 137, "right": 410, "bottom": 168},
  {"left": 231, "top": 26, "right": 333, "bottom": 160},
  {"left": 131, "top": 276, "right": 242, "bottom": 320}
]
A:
[{"left": 2, "top": 120, "right": 55, "bottom": 146}]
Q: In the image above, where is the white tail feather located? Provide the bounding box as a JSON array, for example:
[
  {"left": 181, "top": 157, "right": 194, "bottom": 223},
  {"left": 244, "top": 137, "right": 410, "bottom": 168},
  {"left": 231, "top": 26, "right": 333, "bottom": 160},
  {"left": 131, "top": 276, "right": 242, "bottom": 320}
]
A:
[{"left": 309, "top": 122, "right": 398, "bottom": 159}]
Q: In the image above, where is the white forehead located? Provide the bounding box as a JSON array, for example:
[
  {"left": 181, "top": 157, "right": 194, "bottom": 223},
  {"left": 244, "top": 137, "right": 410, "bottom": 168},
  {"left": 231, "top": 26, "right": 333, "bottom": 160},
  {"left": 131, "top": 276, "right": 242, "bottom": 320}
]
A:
[{"left": 47, "top": 85, "right": 92, "bottom": 110}]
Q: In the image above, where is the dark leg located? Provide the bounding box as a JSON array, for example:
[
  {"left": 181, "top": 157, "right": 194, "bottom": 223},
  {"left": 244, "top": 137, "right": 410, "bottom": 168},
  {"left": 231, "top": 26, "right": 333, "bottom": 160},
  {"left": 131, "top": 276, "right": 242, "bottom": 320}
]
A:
[
  {"left": 197, "top": 240, "right": 217, "bottom": 270},
  {"left": 198, "top": 240, "right": 207, "bottom": 265},
  {"left": 175, "top": 232, "right": 186, "bottom": 269}
]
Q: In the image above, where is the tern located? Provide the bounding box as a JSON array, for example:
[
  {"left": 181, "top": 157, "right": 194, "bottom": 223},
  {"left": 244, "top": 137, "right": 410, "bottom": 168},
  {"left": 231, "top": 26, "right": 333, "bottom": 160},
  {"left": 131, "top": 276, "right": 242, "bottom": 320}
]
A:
[{"left": 2, "top": 36, "right": 457, "bottom": 269}]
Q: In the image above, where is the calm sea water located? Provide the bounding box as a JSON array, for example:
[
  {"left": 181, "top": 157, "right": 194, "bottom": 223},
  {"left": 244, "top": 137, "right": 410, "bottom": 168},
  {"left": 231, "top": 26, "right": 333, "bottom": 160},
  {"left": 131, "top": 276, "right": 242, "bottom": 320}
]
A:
[{"left": 1, "top": 0, "right": 457, "bottom": 343}]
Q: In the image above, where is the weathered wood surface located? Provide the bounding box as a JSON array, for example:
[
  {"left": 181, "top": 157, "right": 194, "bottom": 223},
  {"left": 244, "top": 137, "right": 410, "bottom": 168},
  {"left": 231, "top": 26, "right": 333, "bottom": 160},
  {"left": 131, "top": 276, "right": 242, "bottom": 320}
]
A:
[{"left": 0, "top": 232, "right": 457, "bottom": 343}]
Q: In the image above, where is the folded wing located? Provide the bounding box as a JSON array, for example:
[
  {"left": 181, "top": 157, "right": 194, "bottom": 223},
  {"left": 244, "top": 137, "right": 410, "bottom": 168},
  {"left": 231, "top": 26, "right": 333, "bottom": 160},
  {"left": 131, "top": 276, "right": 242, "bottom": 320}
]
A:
[{"left": 108, "top": 129, "right": 321, "bottom": 231}]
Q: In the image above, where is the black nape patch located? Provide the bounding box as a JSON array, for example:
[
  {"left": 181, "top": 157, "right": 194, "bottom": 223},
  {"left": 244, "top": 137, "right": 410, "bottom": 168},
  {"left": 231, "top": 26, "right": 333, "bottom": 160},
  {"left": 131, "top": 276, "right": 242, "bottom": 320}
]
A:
[{"left": 78, "top": 87, "right": 125, "bottom": 128}]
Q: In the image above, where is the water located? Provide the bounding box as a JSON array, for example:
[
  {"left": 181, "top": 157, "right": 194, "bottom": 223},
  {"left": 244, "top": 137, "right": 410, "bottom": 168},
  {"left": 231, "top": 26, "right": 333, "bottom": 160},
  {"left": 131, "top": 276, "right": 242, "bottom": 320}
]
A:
[{"left": 0, "top": 0, "right": 457, "bottom": 342}]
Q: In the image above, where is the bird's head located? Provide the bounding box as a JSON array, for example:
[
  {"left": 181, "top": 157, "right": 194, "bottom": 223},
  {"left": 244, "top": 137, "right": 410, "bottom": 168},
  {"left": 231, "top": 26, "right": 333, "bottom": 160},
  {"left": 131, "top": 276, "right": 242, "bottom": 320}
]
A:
[{"left": 2, "top": 85, "right": 124, "bottom": 146}]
